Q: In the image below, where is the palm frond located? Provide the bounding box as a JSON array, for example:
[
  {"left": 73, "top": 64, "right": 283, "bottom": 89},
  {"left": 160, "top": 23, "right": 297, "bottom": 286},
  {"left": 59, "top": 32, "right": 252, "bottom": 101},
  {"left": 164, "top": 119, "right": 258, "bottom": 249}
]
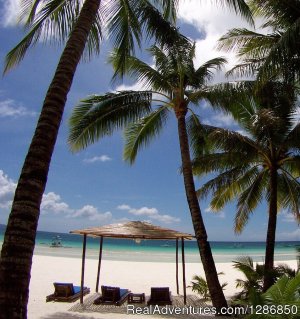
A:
[
  {"left": 68, "top": 91, "right": 153, "bottom": 151},
  {"left": 262, "top": 274, "right": 300, "bottom": 307},
  {"left": 234, "top": 170, "right": 267, "bottom": 233},
  {"left": 150, "top": 0, "right": 179, "bottom": 23},
  {"left": 210, "top": 166, "right": 262, "bottom": 211},
  {"left": 284, "top": 122, "right": 300, "bottom": 151},
  {"left": 20, "top": 0, "right": 43, "bottom": 25},
  {"left": 215, "top": 0, "right": 254, "bottom": 25},
  {"left": 139, "top": 1, "right": 186, "bottom": 49},
  {"left": 249, "top": 0, "right": 300, "bottom": 30},
  {"left": 281, "top": 156, "right": 300, "bottom": 178},
  {"left": 109, "top": 50, "right": 171, "bottom": 93},
  {"left": 208, "top": 126, "right": 260, "bottom": 155},
  {"left": 189, "top": 57, "right": 227, "bottom": 87},
  {"left": 217, "top": 28, "right": 274, "bottom": 56},
  {"left": 225, "top": 59, "right": 264, "bottom": 79},
  {"left": 277, "top": 171, "right": 300, "bottom": 222},
  {"left": 123, "top": 106, "right": 170, "bottom": 164},
  {"left": 192, "top": 152, "right": 254, "bottom": 176},
  {"left": 4, "top": 0, "right": 103, "bottom": 73},
  {"left": 189, "top": 81, "right": 255, "bottom": 118},
  {"left": 197, "top": 165, "right": 251, "bottom": 204},
  {"left": 186, "top": 113, "right": 209, "bottom": 158},
  {"left": 103, "top": 0, "right": 142, "bottom": 77}
]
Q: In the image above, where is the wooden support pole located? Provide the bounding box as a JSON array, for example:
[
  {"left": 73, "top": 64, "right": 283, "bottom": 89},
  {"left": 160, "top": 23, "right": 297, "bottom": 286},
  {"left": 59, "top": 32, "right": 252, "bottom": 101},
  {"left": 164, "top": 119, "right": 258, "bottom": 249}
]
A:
[
  {"left": 176, "top": 238, "right": 179, "bottom": 294},
  {"left": 96, "top": 236, "right": 104, "bottom": 292},
  {"left": 181, "top": 237, "right": 187, "bottom": 305},
  {"left": 80, "top": 234, "right": 87, "bottom": 304}
]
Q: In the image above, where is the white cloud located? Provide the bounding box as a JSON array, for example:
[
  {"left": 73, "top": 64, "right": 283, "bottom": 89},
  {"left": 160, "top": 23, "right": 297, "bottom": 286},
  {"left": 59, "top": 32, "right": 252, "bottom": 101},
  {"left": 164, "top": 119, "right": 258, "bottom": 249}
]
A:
[
  {"left": 0, "top": 169, "right": 113, "bottom": 224},
  {"left": 204, "top": 112, "right": 236, "bottom": 128},
  {"left": 280, "top": 210, "right": 298, "bottom": 224},
  {"left": 205, "top": 206, "right": 226, "bottom": 219},
  {"left": 178, "top": 1, "right": 263, "bottom": 81},
  {"left": 117, "top": 204, "right": 180, "bottom": 224},
  {"left": 70, "top": 205, "right": 112, "bottom": 222},
  {"left": 83, "top": 155, "right": 112, "bottom": 163},
  {"left": 279, "top": 229, "right": 300, "bottom": 240},
  {"left": 0, "top": 170, "right": 16, "bottom": 209},
  {"left": 129, "top": 206, "right": 159, "bottom": 217},
  {"left": 41, "top": 193, "right": 112, "bottom": 222},
  {"left": 0, "top": 0, "right": 20, "bottom": 27},
  {"left": 0, "top": 99, "right": 36, "bottom": 118},
  {"left": 41, "top": 192, "right": 72, "bottom": 214},
  {"left": 117, "top": 204, "right": 131, "bottom": 210},
  {"left": 151, "top": 214, "right": 181, "bottom": 223},
  {"left": 115, "top": 82, "right": 145, "bottom": 92}
]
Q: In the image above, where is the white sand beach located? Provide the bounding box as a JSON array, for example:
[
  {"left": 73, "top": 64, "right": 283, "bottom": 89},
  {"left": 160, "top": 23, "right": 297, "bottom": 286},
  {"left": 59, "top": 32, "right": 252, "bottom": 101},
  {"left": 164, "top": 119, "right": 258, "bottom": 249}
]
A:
[{"left": 28, "top": 254, "right": 298, "bottom": 319}]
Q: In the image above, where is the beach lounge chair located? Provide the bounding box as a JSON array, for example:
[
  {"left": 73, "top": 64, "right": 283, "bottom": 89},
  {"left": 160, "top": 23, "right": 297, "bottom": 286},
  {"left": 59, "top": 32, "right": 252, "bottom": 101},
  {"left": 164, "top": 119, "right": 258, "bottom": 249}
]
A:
[
  {"left": 46, "top": 282, "right": 90, "bottom": 302},
  {"left": 147, "top": 287, "right": 172, "bottom": 306},
  {"left": 93, "top": 285, "right": 130, "bottom": 306}
]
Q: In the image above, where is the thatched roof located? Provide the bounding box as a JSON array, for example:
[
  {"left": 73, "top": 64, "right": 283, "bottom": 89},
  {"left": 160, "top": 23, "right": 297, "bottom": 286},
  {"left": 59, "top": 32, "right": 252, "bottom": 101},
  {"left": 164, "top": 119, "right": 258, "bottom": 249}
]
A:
[{"left": 70, "top": 221, "right": 194, "bottom": 240}]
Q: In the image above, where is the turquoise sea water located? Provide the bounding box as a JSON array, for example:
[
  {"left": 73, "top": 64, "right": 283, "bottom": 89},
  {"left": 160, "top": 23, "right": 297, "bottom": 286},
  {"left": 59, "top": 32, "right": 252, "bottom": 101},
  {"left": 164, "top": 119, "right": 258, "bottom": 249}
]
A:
[{"left": 0, "top": 228, "right": 299, "bottom": 263}]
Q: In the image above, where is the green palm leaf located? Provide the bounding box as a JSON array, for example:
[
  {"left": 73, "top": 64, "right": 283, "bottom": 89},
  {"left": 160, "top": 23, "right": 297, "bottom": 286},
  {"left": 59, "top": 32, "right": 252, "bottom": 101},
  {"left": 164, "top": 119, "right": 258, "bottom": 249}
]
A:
[
  {"left": 68, "top": 91, "right": 153, "bottom": 151},
  {"left": 257, "top": 18, "right": 300, "bottom": 81},
  {"left": 5, "top": 0, "right": 105, "bottom": 73},
  {"left": 234, "top": 170, "right": 268, "bottom": 233},
  {"left": 208, "top": 127, "right": 260, "bottom": 154},
  {"left": 109, "top": 50, "right": 171, "bottom": 93},
  {"left": 104, "top": 0, "right": 142, "bottom": 77},
  {"left": 216, "top": 0, "right": 253, "bottom": 25},
  {"left": 197, "top": 165, "right": 249, "bottom": 202},
  {"left": 189, "top": 57, "right": 227, "bottom": 88},
  {"left": 277, "top": 172, "right": 300, "bottom": 221},
  {"left": 124, "top": 106, "right": 170, "bottom": 164}
]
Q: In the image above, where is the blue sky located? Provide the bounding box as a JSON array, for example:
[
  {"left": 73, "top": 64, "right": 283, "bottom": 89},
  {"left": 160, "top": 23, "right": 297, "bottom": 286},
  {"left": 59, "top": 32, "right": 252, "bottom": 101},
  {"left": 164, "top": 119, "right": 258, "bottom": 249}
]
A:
[{"left": 0, "top": 0, "right": 299, "bottom": 241}]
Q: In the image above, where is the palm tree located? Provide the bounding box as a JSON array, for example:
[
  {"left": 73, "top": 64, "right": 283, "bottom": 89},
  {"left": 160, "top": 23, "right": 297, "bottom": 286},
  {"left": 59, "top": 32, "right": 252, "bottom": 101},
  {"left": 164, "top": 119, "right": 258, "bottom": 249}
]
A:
[
  {"left": 232, "top": 257, "right": 265, "bottom": 301},
  {"left": 217, "top": 0, "right": 300, "bottom": 82},
  {"left": 192, "top": 82, "right": 300, "bottom": 291},
  {"left": 0, "top": 1, "right": 252, "bottom": 317},
  {"left": 188, "top": 273, "right": 227, "bottom": 300},
  {"left": 0, "top": 1, "right": 181, "bottom": 317},
  {"left": 247, "top": 274, "right": 300, "bottom": 319},
  {"left": 68, "top": 35, "right": 232, "bottom": 309}
]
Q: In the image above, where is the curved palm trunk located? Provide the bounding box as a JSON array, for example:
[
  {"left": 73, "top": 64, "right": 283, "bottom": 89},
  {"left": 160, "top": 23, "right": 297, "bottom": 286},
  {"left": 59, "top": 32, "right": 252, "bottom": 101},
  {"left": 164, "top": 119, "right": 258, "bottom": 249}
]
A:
[
  {"left": 0, "top": 1, "right": 101, "bottom": 317},
  {"left": 263, "top": 167, "right": 278, "bottom": 291},
  {"left": 176, "top": 111, "right": 227, "bottom": 311}
]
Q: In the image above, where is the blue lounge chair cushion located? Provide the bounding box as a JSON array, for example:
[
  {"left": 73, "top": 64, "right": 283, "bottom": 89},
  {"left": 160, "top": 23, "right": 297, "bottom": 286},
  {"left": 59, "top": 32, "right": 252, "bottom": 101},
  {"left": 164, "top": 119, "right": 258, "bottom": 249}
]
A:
[
  {"left": 120, "top": 289, "right": 128, "bottom": 298},
  {"left": 73, "top": 286, "right": 81, "bottom": 294}
]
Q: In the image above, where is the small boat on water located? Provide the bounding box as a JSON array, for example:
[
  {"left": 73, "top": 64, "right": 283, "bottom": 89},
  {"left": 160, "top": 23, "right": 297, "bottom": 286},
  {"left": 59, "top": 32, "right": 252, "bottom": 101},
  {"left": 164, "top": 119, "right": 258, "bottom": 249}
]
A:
[
  {"left": 161, "top": 241, "right": 171, "bottom": 247},
  {"left": 50, "top": 235, "right": 63, "bottom": 248}
]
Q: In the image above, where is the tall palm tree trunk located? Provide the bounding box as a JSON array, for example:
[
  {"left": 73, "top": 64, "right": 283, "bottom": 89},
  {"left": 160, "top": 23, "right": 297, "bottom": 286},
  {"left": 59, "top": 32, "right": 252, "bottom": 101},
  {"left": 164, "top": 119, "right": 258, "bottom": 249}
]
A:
[
  {"left": 176, "top": 109, "right": 228, "bottom": 311},
  {"left": 263, "top": 167, "right": 278, "bottom": 291},
  {"left": 0, "top": 1, "right": 101, "bottom": 318}
]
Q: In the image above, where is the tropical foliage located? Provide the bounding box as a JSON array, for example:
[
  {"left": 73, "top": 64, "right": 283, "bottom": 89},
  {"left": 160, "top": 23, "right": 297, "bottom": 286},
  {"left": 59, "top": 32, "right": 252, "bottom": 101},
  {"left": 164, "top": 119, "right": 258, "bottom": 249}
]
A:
[
  {"left": 232, "top": 256, "right": 300, "bottom": 304},
  {"left": 232, "top": 257, "right": 265, "bottom": 301},
  {"left": 192, "top": 81, "right": 300, "bottom": 290},
  {"left": 246, "top": 274, "right": 300, "bottom": 319},
  {"left": 68, "top": 34, "right": 232, "bottom": 308},
  {"left": 218, "top": 0, "right": 300, "bottom": 82},
  {"left": 189, "top": 273, "right": 227, "bottom": 300},
  {"left": 0, "top": 0, "right": 255, "bottom": 316},
  {"left": 4, "top": 0, "right": 181, "bottom": 75},
  {"left": 0, "top": 1, "right": 182, "bottom": 317}
]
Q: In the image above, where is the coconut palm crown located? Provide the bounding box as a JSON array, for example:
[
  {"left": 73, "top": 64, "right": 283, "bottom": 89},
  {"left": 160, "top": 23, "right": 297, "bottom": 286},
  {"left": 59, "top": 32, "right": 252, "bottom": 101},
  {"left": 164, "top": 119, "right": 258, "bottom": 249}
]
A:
[
  {"left": 68, "top": 37, "right": 231, "bottom": 309},
  {"left": 191, "top": 82, "right": 300, "bottom": 290},
  {"left": 0, "top": 1, "right": 183, "bottom": 317},
  {"left": 0, "top": 1, "right": 253, "bottom": 317},
  {"left": 217, "top": 0, "right": 300, "bottom": 82}
]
